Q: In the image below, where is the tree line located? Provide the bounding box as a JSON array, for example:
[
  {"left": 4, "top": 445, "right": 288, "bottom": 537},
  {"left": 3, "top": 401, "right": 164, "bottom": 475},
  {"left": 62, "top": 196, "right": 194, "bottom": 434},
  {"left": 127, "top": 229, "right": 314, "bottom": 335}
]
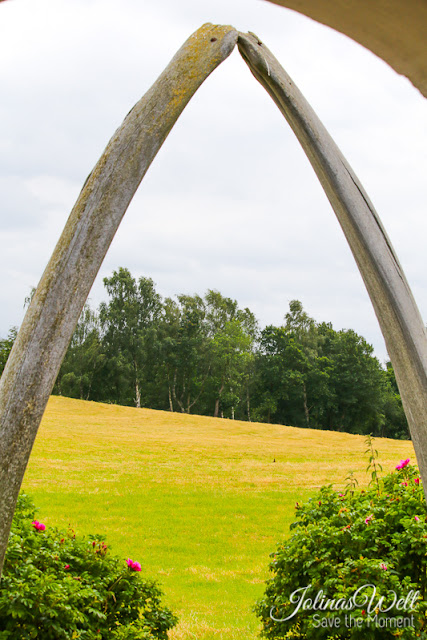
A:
[{"left": 0, "top": 267, "right": 409, "bottom": 438}]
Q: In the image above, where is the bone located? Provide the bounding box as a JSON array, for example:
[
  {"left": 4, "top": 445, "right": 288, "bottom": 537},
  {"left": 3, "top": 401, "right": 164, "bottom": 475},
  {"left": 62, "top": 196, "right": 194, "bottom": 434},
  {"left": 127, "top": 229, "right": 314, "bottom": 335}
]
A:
[
  {"left": 0, "top": 23, "right": 238, "bottom": 574},
  {"left": 238, "top": 31, "right": 427, "bottom": 497}
]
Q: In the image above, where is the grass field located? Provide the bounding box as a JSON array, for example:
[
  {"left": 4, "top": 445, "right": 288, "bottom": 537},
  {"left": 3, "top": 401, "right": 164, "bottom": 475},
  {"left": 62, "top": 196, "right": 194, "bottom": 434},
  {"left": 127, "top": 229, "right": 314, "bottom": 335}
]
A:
[{"left": 22, "top": 396, "right": 414, "bottom": 639}]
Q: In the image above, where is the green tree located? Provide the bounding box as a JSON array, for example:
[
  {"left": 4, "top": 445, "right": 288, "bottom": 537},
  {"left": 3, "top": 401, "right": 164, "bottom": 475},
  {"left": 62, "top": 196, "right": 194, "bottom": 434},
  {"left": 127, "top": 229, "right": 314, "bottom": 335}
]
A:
[
  {"left": 54, "top": 304, "right": 104, "bottom": 400},
  {"left": 0, "top": 327, "right": 18, "bottom": 377},
  {"left": 168, "top": 294, "right": 210, "bottom": 414},
  {"left": 252, "top": 325, "right": 291, "bottom": 424},
  {"left": 99, "top": 268, "right": 161, "bottom": 407},
  {"left": 209, "top": 319, "right": 253, "bottom": 418},
  {"left": 318, "top": 325, "right": 385, "bottom": 434},
  {"left": 253, "top": 303, "right": 330, "bottom": 428},
  {"left": 284, "top": 301, "right": 329, "bottom": 427},
  {"left": 154, "top": 297, "right": 181, "bottom": 412},
  {"left": 381, "top": 361, "right": 409, "bottom": 439},
  {"left": 204, "top": 290, "right": 257, "bottom": 419}
]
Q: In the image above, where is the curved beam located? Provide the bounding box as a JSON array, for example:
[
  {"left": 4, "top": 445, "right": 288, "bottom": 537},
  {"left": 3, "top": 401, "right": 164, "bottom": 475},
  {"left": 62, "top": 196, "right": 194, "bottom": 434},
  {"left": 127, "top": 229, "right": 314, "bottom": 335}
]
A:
[
  {"left": 0, "top": 23, "right": 238, "bottom": 574},
  {"left": 238, "top": 31, "right": 427, "bottom": 495},
  {"left": 264, "top": 0, "right": 427, "bottom": 98}
]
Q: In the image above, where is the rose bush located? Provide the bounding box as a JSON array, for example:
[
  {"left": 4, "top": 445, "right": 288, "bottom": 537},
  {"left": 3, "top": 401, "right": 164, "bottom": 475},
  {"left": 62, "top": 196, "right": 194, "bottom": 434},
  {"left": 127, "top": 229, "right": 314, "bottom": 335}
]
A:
[
  {"left": 255, "top": 461, "right": 427, "bottom": 639},
  {"left": 0, "top": 493, "right": 177, "bottom": 639}
]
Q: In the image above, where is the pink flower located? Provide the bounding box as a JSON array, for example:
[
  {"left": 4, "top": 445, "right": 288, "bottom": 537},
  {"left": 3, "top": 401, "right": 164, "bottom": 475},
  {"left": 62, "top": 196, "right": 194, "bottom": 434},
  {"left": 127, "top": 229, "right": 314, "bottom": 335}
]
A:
[
  {"left": 396, "top": 458, "right": 410, "bottom": 471},
  {"left": 32, "top": 520, "right": 46, "bottom": 531},
  {"left": 415, "top": 478, "right": 420, "bottom": 485},
  {"left": 380, "top": 563, "right": 388, "bottom": 570},
  {"left": 64, "top": 564, "right": 70, "bottom": 570},
  {"left": 126, "top": 558, "right": 141, "bottom": 572},
  {"left": 415, "top": 516, "right": 420, "bottom": 522},
  {"left": 401, "top": 481, "right": 408, "bottom": 487},
  {"left": 365, "top": 514, "right": 373, "bottom": 524},
  {"left": 338, "top": 493, "right": 344, "bottom": 498}
]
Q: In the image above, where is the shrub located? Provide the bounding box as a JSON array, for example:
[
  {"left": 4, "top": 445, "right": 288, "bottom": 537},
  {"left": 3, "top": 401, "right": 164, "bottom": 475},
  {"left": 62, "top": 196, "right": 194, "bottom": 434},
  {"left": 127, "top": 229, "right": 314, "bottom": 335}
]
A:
[
  {"left": 0, "top": 493, "right": 178, "bottom": 639},
  {"left": 255, "top": 460, "right": 427, "bottom": 639}
]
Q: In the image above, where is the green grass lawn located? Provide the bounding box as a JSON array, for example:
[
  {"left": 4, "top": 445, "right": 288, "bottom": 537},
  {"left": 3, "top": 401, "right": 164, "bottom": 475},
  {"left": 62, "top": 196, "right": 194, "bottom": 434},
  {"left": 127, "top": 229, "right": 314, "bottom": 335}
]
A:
[{"left": 22, "top": 396, "right": 414, "bottom": 639}]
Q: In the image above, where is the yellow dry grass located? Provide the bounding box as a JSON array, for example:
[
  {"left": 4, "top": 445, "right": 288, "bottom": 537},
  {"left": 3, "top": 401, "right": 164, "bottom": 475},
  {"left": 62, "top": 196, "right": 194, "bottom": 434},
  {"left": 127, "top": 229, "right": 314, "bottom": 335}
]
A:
[{"left": 32, "top": 396, "right": 413, "bottom": 490}]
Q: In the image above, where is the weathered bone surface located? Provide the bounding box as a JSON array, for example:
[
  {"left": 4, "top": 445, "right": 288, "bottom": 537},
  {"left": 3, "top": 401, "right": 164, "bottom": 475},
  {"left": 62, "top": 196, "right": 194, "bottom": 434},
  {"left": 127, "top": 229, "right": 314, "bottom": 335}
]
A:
[
  {"left": 0, "top": 23, "right": 238, "bottom": 574},
  {"left": 238, "top": 31, "right": 427, "bottom": 496}
]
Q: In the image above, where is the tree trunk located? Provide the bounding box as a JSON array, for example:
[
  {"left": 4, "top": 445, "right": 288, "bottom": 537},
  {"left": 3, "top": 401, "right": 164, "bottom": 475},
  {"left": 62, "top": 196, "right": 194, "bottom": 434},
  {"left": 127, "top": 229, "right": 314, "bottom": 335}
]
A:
[
  {"left": 135, "top": 380, "right": 141, "bottom": 409},
  {"left": 246, "top": 388, "right": 251, "bottom": 422},
  {"left": 302, "top": 382, "right": 310, "bottom": 427},
  {"left": 187, "top": 365, "right": 211, "bottom": 414},
  {"left": 133, "top": 359, "right": 141, "bottom": 408},
  {"left": 214, "top": 397, "right": 220, "bottom": 418},
  {"left": 214, "top": 382, "right": 225, "bottom": 418},
  {"left": 172, "top": 369, "right": 185, "bottom": 413},
  {"left": 85, "top": 357, "right": 98, "bottom": 401},
  {"left": 168, "top": 383, "right": 174, "bottom": 412}
]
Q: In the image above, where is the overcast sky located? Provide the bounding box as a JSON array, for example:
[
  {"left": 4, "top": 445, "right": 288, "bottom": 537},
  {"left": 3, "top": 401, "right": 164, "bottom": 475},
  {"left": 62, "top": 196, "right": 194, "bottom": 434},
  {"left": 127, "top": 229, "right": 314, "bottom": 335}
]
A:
[{"left": 0, "top": 0, "right": 426, "bottom": 362}]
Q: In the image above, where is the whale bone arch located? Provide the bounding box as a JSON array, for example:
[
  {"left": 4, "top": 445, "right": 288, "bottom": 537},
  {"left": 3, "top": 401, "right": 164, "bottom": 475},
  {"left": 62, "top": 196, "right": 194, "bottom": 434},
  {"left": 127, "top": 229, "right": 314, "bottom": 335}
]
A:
[{"left": 1, "top": 24, "right": 427, "bottom": 575}]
